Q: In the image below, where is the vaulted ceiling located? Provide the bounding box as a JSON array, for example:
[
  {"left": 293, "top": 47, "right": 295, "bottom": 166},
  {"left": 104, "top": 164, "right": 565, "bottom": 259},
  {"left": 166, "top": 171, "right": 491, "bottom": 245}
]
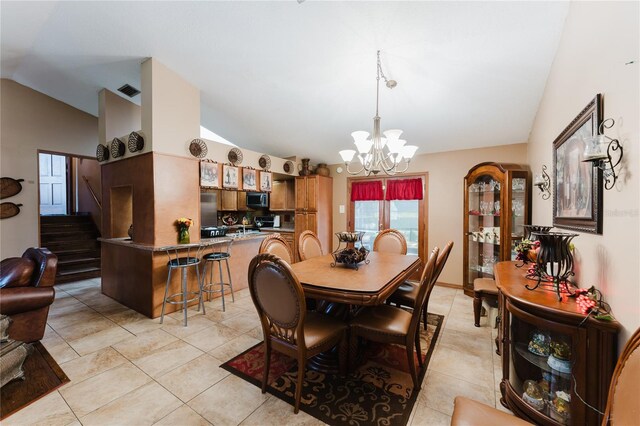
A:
[{"left": 1, "top": 1, "right": 569, "bottom": 163}]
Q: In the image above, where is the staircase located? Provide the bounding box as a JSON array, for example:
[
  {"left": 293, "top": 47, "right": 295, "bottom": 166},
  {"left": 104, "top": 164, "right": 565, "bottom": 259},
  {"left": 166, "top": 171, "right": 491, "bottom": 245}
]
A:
[{"left": 40, "top": 214, "right": 101, "bottom": 284}]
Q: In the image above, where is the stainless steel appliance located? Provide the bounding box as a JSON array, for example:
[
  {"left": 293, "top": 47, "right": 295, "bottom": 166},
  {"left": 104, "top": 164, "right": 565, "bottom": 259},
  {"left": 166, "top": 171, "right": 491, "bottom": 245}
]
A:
[
  {"left": 200, "top": 191, "right": 218, "bottom": 227},
  {"left": 246, "top": 192, "right": 269, "bottom": 209},
  {"left": 254, "top": 215, "right": 276, "bottom": 228}
]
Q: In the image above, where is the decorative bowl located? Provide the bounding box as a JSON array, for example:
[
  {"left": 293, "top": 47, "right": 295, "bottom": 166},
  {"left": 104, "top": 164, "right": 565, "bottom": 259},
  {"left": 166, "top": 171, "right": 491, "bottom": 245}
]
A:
[
  {"left": 336, "top": 231, "right": 364, "bottom": 243},
  {"left": 331, "top": 247, "right": 370, "bottom": 270}
]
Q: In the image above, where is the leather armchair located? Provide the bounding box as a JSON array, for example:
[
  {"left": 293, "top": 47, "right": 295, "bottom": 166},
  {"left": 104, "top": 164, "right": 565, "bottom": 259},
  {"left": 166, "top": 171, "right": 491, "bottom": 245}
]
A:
[{"left": 0, "top": 248, "right": 57, "bottom": 342}]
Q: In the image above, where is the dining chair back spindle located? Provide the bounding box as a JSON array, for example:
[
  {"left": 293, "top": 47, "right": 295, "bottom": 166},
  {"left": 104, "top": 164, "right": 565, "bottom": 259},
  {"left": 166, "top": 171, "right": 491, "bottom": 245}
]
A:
[
  {"left": 298, "top": 230, "right": 323, "bottom": 261},
  {"left": 248, "top": 253, "right": 347, "bottom": 413},
  {"left": 373, "top": 229, "right": 407, "bottom": 255},
  {"left": 259, "top": 233, "right": 294, "bottom": 264}
]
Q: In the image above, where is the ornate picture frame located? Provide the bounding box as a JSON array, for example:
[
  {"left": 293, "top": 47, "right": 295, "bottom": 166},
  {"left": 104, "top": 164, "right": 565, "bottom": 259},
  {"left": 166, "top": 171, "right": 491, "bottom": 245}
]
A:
[
  {"left": 553, "top": 94, "right": 603, "bottom": 234},
  {"left": 260, "top": 171, "right": 272, "bottom": 192},
  {"left": 222, "top": 164, "right": 239, "bottom": 189},
  {"left": 200, "top": 160, "right": 219, "bottom": 188},
  {"left": 242, "top": 168, "right": 258, "bottom": 191}
]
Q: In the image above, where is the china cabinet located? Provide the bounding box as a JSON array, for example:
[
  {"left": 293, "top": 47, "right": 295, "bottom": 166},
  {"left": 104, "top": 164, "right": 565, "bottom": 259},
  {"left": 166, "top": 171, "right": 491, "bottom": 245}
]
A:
[
  {"left": 495, "top": 262, "right": 620, "bottom": 426},
  {"left": 463, "top": 162, "right": 531, "bottom": 295}
]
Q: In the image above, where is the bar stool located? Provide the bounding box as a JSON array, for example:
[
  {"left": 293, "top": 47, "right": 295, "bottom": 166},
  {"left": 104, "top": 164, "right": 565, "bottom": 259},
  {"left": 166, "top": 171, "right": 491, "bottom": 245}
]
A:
[
  {"left": 160, "top": 244, "right": 206, "bottom": 327},
  {"left": 201, "top": 239, "right": 234, "bottom": 311}
]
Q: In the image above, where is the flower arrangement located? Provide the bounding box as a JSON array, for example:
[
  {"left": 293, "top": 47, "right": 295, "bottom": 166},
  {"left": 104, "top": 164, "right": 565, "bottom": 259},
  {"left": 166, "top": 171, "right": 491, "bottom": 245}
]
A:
[
  {"left": 573, "top": 286, "right": 614, "bottom": 321},
  {"left": 175, "top": 217, "right": 193, "bottom": 244},
  {"left": 515, "top": 239, "right": 540, "bottom": 265}
]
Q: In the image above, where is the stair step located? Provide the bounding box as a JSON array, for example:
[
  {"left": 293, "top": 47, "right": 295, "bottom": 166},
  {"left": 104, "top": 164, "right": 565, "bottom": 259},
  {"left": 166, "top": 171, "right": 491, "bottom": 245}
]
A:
[
  {"left": 58, "top": 266, "right": 101, "bottom": 276},
  {"left": 41, "top": 215, "right": 93, "bottom": 224},
  {"left": 55, "top": 268, "right": 101, "bottom": 284},
  {"left": 58, "top": 257, "right": 101, "bottom": 268},
  {"left": 41, "top": 223, "right": 96, "bottom": 231},
  {"left": 41, "top": 231, "right": 99, "bottom": 243},
  {"left": 44, "top": 240, "right": 100, "bottom": 252}
]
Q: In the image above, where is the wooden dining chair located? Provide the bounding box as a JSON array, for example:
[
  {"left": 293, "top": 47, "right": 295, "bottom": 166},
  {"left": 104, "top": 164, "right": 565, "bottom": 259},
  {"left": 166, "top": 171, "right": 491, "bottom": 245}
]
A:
[
  {"left": 259, "top": 233, "right": 294, "bottom": 264},
  {"left": 297, "top": 230, "right": 323, "bottom": 261},
  {"left": 388, "top": 241, "right": 454, "bottom": 330},
  {"left": 373, "top": 229, "right": 407, "bottom": 255},
  {"left": 349, "top": 246, "right": 439, "bottom": 388},
  {"left": 248, "top": 253, "right": 347, "bottom": 413}
]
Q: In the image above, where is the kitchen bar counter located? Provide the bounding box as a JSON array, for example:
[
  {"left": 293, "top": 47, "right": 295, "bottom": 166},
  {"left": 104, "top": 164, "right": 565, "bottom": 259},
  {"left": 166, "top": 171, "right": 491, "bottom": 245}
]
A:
[
  {"left": 101, "top": 233, "right": 266, "bottom": 318},
  {"left": 99, "top": 232, "right": 265, "bottom": 251},
  {"left": 258, "top": 227, "right": 294, "bottom": 233}
]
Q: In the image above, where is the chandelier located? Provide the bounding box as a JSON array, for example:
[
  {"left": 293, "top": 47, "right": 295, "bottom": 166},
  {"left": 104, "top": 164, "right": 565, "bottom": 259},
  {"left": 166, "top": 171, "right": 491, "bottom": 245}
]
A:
[{"left": 339, "top": 50, "right": 418, "bottom": 176}]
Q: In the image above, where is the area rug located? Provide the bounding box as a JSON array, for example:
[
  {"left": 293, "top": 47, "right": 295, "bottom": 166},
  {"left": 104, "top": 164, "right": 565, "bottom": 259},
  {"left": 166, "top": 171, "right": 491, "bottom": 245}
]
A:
[
  {"left": 222, "top": 313, "right": 444, "bottom": 426},
  {"left": 0, "top": 342, "right": 70, "bottom": 420}
]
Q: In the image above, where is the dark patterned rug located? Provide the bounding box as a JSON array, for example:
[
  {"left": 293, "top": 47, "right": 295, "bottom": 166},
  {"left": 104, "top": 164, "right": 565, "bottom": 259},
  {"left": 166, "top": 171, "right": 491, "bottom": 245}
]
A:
[{"left": 221, "top": 313, "right": 444, "bottom": 426}]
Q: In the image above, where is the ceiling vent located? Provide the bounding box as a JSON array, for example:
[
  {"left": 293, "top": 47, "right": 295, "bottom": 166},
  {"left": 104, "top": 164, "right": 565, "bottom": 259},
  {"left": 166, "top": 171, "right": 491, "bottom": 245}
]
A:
[{"left": 117, "top": 84, "right": 140, "bottom": 98}]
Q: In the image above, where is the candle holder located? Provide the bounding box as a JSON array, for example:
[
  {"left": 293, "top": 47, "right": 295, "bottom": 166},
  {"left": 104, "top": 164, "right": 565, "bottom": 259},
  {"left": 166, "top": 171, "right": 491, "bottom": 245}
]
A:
[
  {"left": 582, "top": 118, "right": 623, "bottom": 190},
  {"left": 525, "top": 231, "right": 578, "bottom": 300},
  {"left": 533, "top": 165, "right": 551, "bottom": 200}
]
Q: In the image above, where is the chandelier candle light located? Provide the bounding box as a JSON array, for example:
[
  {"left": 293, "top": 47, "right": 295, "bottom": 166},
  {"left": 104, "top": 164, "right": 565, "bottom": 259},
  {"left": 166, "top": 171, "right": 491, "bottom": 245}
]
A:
[{"left": 339, "top": 51, "right": 418, "bottom": 176}]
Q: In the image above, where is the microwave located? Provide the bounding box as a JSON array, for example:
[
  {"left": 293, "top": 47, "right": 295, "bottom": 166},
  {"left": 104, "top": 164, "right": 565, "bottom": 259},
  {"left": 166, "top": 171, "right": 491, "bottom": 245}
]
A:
[{"left": 246, "top": 192, "right": 269, "bottom": 208}]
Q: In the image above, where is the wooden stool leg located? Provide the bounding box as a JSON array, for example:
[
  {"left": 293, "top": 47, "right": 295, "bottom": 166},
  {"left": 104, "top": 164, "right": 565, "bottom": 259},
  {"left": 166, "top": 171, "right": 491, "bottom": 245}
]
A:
[{"left": 473, "top": 291, "right": 482, "bottom": 327}]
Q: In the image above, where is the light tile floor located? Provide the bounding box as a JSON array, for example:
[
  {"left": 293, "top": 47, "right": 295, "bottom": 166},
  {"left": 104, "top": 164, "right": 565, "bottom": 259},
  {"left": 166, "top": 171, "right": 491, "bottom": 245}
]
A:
[{"left": 5, "top": 279, "right": 510, "bottom": 426}]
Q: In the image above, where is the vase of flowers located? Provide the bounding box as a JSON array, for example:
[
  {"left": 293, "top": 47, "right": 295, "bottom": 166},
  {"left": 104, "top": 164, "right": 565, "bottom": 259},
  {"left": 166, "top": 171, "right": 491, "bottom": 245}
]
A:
[{"left": 176, "top": 217, "right": 193, "bottom": 244}]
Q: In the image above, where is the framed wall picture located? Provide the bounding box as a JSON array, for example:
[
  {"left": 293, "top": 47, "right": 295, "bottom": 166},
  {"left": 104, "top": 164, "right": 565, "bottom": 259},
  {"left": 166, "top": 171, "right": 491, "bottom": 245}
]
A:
[
  {"left": 242, "top": 168, "right": 258, "bottom": 191},
  {"left": 200, "top": 161, "right": 219, "bottom": 188},
  {"left": 553, "top": 94, "right": 603, "bottom": 234},
  {"left": 260, "top": 171, "right": 272, "bottom": 192},
  {"left": 222, "top": 164, "right": 239, "bottom": 189}
]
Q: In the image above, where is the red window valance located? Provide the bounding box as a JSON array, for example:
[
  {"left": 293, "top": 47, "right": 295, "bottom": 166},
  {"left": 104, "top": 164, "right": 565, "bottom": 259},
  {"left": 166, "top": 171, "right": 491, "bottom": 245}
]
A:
[
  {"left": 386, "top": 178, "right": 423, "bottom": 200},
  {"left": 351, "top": 180, "right": 384, "bottom": 201}
]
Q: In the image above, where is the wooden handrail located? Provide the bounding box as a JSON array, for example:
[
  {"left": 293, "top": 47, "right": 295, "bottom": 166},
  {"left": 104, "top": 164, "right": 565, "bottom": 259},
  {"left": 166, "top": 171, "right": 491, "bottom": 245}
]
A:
[{"left": 82, "top": 175, "right": 102, "bottom": 211}]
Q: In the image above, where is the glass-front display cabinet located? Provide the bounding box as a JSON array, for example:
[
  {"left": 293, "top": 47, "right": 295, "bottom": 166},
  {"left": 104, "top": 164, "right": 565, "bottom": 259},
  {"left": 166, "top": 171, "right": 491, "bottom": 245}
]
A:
[
  {"left": 463, "top": 162, "right": 531, "bottom": 295},
  {"left": 495, "top": 262, "right": 621, "bottom": 425}
]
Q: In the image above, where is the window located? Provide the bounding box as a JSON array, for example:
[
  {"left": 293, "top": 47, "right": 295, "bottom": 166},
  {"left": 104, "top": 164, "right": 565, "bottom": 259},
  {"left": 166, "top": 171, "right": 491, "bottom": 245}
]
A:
[{"left": 348, "top": 175, "right": 428, "bottom": 261}]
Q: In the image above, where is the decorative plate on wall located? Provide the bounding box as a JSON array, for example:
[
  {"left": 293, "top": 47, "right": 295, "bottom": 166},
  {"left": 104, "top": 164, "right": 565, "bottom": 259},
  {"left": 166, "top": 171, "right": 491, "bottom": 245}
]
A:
[
  {"left": 0, "top": 202, "right": 23, "bottom": 219},
  {"left": 189, "top": 139, "right": 208, "bottom": 158},
  {"left": 283, "top": 160, "right": 294, "bottom": 174},
  {"left": 110, "top": 138, "right": 125, "bottom": 159},
  {"left": 96, "top": 144, "right": 109, "bottom": 162},
  {"left": 128, "top": 131, "right": 144, "bottom": 153},
  {"left": 258, "top": 155, "right": 271, "bottom": 171},
  {"left": 228, "top": 148, "right": 243, "bottom": 166}
]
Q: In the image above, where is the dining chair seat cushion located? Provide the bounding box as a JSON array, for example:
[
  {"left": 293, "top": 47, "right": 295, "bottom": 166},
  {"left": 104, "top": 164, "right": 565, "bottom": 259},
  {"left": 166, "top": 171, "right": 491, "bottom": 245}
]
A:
[
  {"left": 387, "top": 281, "right": 419, "bottom": 307},
  {"left": 452, "top": 396, "right": 532, "bottom": 426},
  {"left": 203, "top": 252, "right": 230, "bottom": 261},
  {"left": 473, "top": 278, "right": 498, "bottom": 294},
  {"left": 303, "top": 311, "right": 347, "bottom": 350},
  {"left": 167, "top": 257, "right": 200, "bottom": 267},
  {"left": 350, "top": 304, "right": 413, "bottom": 337}
]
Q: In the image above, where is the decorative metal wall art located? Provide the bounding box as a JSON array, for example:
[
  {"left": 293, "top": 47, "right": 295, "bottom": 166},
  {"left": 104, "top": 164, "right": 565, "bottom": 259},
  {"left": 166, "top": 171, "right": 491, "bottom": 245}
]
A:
[
  {"left": 258, "top": 155, "right": 271, "bottom": 171},
  {"left": 189, "top": 139, "right": 208, "bottom": 158},
  {"left": 534, "top": 165, "right": 551, "bottom": 200},
  {"left": 228, "top": 148, "right": 243, "bottom": 166},
  {"left": 96, "top": 144, "right": 110, "bottom": 162},
  {"left": 127, "top": 131, "right": 145, "bottom": 153},
  {"left": 110, "top": 138, "right": 126, "bottom": 159}
]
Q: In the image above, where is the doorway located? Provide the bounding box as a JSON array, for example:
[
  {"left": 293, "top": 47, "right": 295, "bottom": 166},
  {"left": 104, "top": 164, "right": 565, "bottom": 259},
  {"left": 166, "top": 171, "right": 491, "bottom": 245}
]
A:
[{"left": 39, "top": 153, "right": 69, "bottom": 215}]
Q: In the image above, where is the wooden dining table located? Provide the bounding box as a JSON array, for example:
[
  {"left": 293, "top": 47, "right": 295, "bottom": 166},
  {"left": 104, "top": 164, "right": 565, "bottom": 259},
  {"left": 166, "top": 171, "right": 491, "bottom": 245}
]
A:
[{"left": 290, "top": 251, "right": 422, "bottom": 372}]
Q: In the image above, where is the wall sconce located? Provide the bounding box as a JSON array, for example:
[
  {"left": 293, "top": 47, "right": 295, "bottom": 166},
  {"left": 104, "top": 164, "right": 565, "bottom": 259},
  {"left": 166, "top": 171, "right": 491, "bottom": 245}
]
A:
[
  {"left": 533, "top": 165, "right": 551, "bottom": 200},
  {"left": 582, "top": 118, "right": 623, "bottom": 190}
]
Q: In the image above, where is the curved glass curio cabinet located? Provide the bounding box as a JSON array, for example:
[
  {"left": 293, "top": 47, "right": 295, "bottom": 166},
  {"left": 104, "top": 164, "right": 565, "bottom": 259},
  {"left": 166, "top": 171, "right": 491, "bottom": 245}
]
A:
[{"left": 463, "top": 162, "right": 531, "bottom": 295}]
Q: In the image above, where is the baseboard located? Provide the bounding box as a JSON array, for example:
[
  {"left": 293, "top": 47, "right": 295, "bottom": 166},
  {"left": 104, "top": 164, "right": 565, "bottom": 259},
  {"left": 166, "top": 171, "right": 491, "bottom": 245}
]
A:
[{"left": 435, "top": 281, "right": 462, "bottom": 290}]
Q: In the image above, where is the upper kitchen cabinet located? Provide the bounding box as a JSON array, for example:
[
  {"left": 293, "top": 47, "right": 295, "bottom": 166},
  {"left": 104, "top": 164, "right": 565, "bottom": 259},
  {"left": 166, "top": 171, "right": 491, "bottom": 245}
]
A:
[
  {"left": 237, "top": 191, "right": 249, "bottom": 211},
  {"left": 295, "top": 175, "right": 332, "bottom": 260},
  {"left": 270, "top": 180, "right": 295, "bottom": 211},
  {"left": 220, "top": 190, "right": 237, "bottom": 211}
]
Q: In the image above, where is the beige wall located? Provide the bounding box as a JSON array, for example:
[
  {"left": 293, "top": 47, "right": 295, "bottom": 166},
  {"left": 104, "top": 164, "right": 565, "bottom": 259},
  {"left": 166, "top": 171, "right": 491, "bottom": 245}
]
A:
[
  {"left": 0, "top": 79, "right": 98, "bottom": 258},
  {"left": 528, "top": 2, "right": 639, "bottom": 344},
  {"left": 141, "top": 58, "right": 200, "bottom": 156},
  {"left": 98, "top": 89, "right": 143, "bottom": 157},
  {"left": 330, "top": 143, "right": 528, "bottom": 286}
]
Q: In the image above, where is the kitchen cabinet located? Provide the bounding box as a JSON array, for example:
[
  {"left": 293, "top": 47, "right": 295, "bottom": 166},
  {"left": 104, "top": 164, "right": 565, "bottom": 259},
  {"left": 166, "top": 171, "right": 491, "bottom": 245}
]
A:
[
  {"left": 262, "top": 230, "right": 295, "bottom": 255},
  {"left": 220, "top": 190, "right": 237, "bottom": 211},
  {"left": 463, "top": 162, "right": 531, "bottom": 296},
  {"left": 270, "top": 180, "right": 295, "bottom": 211},
  {"left": 237, "top": 191, "right": 249, "bottom": 211},
  {"left": 294, "top": 175, "right": 332, "bottom": 261}
]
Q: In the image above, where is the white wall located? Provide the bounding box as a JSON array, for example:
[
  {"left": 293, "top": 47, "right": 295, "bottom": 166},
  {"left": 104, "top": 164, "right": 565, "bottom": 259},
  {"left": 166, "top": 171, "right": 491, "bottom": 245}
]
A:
[
  {"left": 0, "top": 79, "right": 98, "bottom": 258},
  {"left": 528, "top": 1, "right": 639, "bottom": 344}
]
